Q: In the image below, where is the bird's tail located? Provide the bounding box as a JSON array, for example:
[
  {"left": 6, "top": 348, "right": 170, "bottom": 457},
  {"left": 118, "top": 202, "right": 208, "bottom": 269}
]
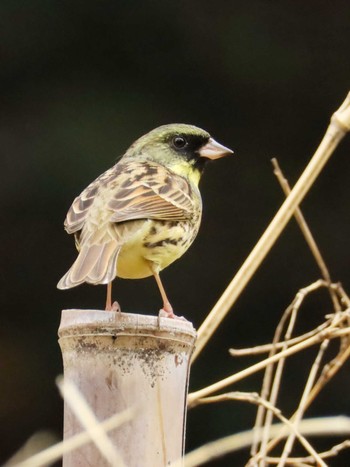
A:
[{"left": 57, "top": 238, "right": 120, "bottom": 289}]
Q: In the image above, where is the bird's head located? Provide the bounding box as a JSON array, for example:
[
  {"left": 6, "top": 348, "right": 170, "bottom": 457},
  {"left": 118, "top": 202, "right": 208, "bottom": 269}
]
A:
[{"left": 124, "top": 123, "right": 233, "bottom": 185}]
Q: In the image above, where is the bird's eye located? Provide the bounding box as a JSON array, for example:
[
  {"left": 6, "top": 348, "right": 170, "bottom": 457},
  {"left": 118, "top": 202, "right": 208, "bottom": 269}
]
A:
[{"left": 172, "top": 136, "right": 187, "bottom": 149}]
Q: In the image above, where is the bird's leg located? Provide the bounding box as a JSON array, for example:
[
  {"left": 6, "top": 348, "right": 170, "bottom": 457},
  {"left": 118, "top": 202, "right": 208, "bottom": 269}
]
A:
[
  {"left": 105, "top": 282, "right": 121, "bottom": 312},
  {"left": 154, "top": 273, "right": 175, "bottom": 318},
  {"left": 105, "top": 282, "right": 112, "bottom": 311},
  {"left": 150, "top": 268, "right": 176, "bottom": 319}
]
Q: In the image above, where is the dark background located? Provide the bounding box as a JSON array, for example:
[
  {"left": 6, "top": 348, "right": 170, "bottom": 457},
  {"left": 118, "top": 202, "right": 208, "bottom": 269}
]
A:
[{"left": 1, "top": 1, "right": 350, "bottom": 465}]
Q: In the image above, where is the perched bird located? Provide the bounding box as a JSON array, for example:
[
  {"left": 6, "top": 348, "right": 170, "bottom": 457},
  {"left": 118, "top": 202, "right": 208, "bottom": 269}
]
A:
[{"left": 57, "top": 124, "right": 233, "bottom": 317}]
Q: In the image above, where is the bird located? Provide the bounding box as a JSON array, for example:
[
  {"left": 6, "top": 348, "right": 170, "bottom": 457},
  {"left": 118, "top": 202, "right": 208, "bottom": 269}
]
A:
[{"left": 57, "top": 123, "right": 233, "bottom": 318}]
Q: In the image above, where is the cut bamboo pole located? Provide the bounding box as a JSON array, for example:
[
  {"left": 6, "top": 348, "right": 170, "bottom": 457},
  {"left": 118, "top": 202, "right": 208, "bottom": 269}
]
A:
[{"left": 58, "top": 309, "right": 197, "bottom": 466}]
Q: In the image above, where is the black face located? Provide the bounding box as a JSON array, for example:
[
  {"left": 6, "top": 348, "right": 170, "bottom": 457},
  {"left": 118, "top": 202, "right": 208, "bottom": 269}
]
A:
[{"left": 168, "top": 132, "right": 210, "bottom": 172}]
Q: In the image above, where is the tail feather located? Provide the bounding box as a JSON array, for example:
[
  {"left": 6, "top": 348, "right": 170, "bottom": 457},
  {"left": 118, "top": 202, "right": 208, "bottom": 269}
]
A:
[
  {"left": 85, "top": 241, "right": 119, "bottom": 283},
  {"left": 57, "top": 239, "right": 120, "bottom": 289}
]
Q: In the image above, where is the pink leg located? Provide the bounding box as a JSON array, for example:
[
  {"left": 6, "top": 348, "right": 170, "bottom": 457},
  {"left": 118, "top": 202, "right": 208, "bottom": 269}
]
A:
[
  {"left": 151, "top": 269, "right": 176, "bottom": 318},
  {"left": 105, "top": 282, "right": 121, "bottom": 312},
  {"left": 105, "top": 282, "right": 112, "bottom": 311}
]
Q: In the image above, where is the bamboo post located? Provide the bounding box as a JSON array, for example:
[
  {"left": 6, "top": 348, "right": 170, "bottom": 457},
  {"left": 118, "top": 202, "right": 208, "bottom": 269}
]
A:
[{"left": 58, "top": 309, "right": 197, "bottom": 466}]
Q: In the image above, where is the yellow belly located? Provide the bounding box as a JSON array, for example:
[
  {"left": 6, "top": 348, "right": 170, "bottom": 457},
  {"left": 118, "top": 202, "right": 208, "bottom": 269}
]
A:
[{"left": 116, "top": 219, "right": 197, "bottom": 279}]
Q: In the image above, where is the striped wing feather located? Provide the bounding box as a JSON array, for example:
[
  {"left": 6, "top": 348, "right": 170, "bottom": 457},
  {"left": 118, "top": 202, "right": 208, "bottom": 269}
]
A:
[{"left": 109, "top": 170, "right": 194, "bottom": 222}]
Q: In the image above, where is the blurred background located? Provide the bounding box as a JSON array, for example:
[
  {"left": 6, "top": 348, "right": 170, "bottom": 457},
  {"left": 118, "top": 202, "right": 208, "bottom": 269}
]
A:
[{"left": 1, "top": 1, "right": 350, "bottom": 465}]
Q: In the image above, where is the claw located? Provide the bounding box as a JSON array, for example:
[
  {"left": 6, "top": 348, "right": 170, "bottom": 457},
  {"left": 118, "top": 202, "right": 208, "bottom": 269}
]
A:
[{"left": 111, "top": 301, "right": 121, "bottom": 313}]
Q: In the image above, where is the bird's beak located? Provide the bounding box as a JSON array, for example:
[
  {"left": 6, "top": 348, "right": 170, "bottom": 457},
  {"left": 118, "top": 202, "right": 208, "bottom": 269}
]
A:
[{"left": 198, "top": 137, "right": 234, "bottom": 160}]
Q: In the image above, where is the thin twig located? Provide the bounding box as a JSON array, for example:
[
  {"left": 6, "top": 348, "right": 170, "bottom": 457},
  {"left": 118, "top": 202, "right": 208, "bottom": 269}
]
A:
[
  {"left": 277, "top": 339, "right": 329, "bottom": 466},
  {"left": 193, "top": 91, "right": 350, "bottom": 362},
  {"left": 251, "top": 291, "right": 299, "bottom": 459},
  {"left": 231, "top": 285, "right": 349, "bottom": 357},
  {"left": 271, "top": 158, "right": 340, "bottom": 311},
  {"left": 232, "top": 283, "right": 350, "bottom": 464},
  {"left": 14, "top": 408, "right": 135, "bottom": 467},
  {"left": 305, "top": 334, "right": 350, "bottom": 405},
  {"left": 253, "top": 294, "right": 297, "bottom": 461},
  {"left": 272, "top": 282, "right": 341, "bottom": 465},
  {"left": 265, "top": 439, "right": 350, "bottom": 464},
  {"left": 229, "top": 321, "right": 330, "bottom": 356},
  {"left": 195, "top": 392, "right": 326, "bottom": 467},
  {"left": 251, "top": 353, "right": 350, "bottom": 463},
  {"left": 296, "top": 306, "right": 350, "bottom": 409},
  {"left": 188, "top": 320, "right": 347, "bottom": 407},
  {"left": 170, "top": 417, "right": 350, "bottom": 467},
  {"left": 334, "top": 283, "right": 350, "bottom": 307},
  {"left": 251, "top": 313, "right": 350, "bottom": 463},
  {"left": 258, "top": 288, "right": 303, "bottom": 467}
]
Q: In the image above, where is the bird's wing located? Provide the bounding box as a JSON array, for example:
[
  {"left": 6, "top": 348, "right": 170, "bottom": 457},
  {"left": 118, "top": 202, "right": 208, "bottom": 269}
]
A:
[
  {"left": 63, "top": 161, "right": 195, "bottom": 234},
  {"left": 64, "top": 166, "right": 117, "bottom": 234},
  {"left": 59, "top": 161, "right": 196, "bottom": 288},
  {"left": 108, "top": 161, "right": 195, "bottom": 222}
]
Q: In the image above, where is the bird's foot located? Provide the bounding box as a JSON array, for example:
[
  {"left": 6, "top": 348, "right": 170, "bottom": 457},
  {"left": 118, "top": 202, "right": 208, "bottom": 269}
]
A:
[
  {"left": 112, "top": 301, "right": 121, "bottom": 313},
  {"left": 106, "top": 301, "right": 121, "bottom": 313}
]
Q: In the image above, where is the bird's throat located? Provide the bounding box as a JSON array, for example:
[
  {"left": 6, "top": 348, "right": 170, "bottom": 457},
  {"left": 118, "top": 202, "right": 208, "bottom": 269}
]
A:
[{"left": 169, "top": 161, "right": 202, "bottom": 186}]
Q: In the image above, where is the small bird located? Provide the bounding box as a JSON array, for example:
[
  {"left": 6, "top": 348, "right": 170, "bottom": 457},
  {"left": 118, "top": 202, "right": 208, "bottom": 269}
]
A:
[{"left": 57, "top": 124, "right": 233, "bottom": 317}]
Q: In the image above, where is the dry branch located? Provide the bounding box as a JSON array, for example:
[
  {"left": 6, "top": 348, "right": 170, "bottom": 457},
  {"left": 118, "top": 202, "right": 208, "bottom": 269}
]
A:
[
  {"left": 188, "top": 309, "right": 350, "bottom": 406},
  {"left": 13, "top": 408, "right": 134, "bottom": 467},
  {"left": 57, "top": 377, "right": 126, "bottom": 467},
  {"left": 193, "top": 91, "right": 350, "bottom": 361},
  {"left": 172, "top": 417, "right": 350, "bottom": 467}
]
